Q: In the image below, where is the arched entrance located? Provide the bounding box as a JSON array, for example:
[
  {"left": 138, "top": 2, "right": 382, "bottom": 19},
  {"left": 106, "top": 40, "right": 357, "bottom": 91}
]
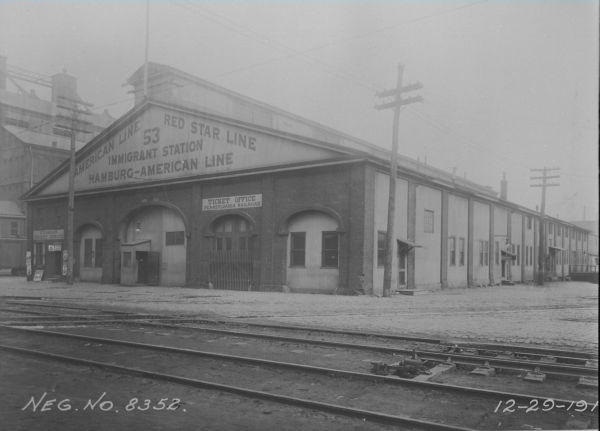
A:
[
  {"left": 77, "top": 224, "right": 103, "bottom": 282},
  {"left": 120, "top": 205, "right": 186, "bottom": 286},
  {"left": 285, "top": 210, "right": 340, "bottom": 293},
  {"left": 207, "top": 214, "right": 256, "bottom": 290}
]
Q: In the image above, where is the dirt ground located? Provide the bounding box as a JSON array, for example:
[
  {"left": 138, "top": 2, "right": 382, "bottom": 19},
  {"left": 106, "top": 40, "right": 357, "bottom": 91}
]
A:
[{"left": 0, "top": 276, "right": 597, "bottom": 350}]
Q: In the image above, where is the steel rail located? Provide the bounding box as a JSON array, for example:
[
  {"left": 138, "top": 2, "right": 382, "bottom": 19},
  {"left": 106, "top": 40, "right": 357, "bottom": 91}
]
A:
[
  {"left": 0, "top": 324, "right": 595, "bottom": 409},
  {"left": 0, "top": 343, "right": 477, "bottom": 431},
  {"left": 0, "top": 316, "right": 596, "bottom": 378},
  {"left": 5, "top": 300, "right": 132, "bottom": 315},
  {"left": 4, "top": 299, "right": 597, "bottom": 361},
  {"left": 0, "top": 307, "right": 58, "bottom": 316}
]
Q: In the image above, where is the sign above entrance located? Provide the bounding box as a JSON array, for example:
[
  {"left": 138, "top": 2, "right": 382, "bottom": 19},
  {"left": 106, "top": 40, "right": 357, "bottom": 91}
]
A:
[
  {"left": 33, "top": 229, "right": 64, "bottom": 241},
  {"left": 202, "top": 194, "right": 262, "bottom": 211},
  {"left": 37, "top": 105, "right": 340, "bottom": 196}
]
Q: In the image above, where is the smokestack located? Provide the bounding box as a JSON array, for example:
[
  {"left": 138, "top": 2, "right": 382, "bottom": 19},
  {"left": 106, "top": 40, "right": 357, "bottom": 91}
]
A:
[
  {"left": 500, "top": 172, "right": 508, "bottom": 200},
  {"left": 51, "top": 68, "right": 81, "bottom": 105}
]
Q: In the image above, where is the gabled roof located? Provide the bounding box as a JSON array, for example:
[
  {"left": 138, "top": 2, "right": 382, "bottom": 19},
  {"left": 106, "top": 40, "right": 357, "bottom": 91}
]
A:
[{"left": 126, "top": 62, "right": 498, "bottom": 198}]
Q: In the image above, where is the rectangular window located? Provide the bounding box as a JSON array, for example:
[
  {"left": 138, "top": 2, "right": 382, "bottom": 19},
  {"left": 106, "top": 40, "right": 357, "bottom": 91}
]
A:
[
  {"left": 459, "top": 237, "right": 465, "bottom": 266},
  {"left": 530, "top": 246, "right": 533, "bottom": 266},
  {"left": 321, "top": 232, "right": 339, "bottom": 268},
  {"left": 527, "top": 216, "right": 532, "bottom": 230},
  {"left": 479, "top": 240, "right": 484, "bottom": 266},
  {"left": 495, "top": 241, "right": 500, "bottom": 265},
  {"left": 484, "top": 240, "right": 489, "bottom": 266},
  {"left": 123, "top": 251, "right": 132, "bottom": 268},
  {"left": 449, "top": 236, "right": 456, "bottom": 266},
  {"left": 165, "top": 231, "right": 185, "bottom": 246},
  {"left": 94, "top": 238, "right": 103, "bottom": 268},
  {"left": 83, "top": 238, "right": 93, "bottom": 267},
  {"left": 549, "top": 223, "right": 553, "bottom": 234},
  {"left": 511, "top": 243, "right": 515, "bottom": 266},
  {"left": 377, "top": 231, "right": 386, "bottom": 267},
  {"left": 423, "top": 210, "right": 434, "bottom": 233},
  {"left": 10, "top": 221, "right": 18, "bottom": 236},
  {"left": 516, "top": 244, "right": 520, "bottom": 266},
  {"left": 290, "top": 232, "right": 306, "bottom": 267}
]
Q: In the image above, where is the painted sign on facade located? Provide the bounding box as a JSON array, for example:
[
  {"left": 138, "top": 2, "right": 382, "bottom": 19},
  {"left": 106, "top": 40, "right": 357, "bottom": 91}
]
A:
[
  {"left": 33, "top": 229, "right": 64, "bottom": 241},
  {"left": 202, "top": 194, "right": 262, "bottom": 211},
  {"left": 39, "top": 106, "right": 339, "bottom": 195}
]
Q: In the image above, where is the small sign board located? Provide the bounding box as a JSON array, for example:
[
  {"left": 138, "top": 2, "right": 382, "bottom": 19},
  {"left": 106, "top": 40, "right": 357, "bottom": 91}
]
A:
[
  {"left": 202, "top": 194, "right": 262, "bottom": 211},
  {"left": 33, "top": 270, "right": 44, "bottom": 282},
  {"left": 33, "top": 229, "right": 64, "bottom": 241},
  {"left": 48, "top": 243, "right": 62, "bottom": 252}
]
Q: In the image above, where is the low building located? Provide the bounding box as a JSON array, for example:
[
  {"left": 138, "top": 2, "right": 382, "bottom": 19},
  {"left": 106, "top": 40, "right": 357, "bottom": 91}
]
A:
[
  {"left": 0, "top": 200, "right": 26, "bottom": 272},
  {"left": 21, "top": 63, "right": 593, "bottom": 290}
]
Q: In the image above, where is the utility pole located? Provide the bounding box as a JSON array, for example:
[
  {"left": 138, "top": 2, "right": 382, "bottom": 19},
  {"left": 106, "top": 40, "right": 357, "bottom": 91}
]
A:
[
  {"left": 530, "top": 167, "right": 560, "bottom": 285},
  {"left": 55, "top": 96, "right": 92, "bottom": 284},
  {"left": 375, "top": 63, "right": 423, "bottom": 297}
]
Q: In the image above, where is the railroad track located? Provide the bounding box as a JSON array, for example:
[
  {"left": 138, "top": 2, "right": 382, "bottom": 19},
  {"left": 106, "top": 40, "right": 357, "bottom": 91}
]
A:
[
  {"left": 1, "top": 300, "right": 597, "bottom": 381},
  {"left": 3, "top": 298, "right": 596, "bottom": 360},
  {"left": 0, "top": 324, "right": 597, "bottom": 431}
]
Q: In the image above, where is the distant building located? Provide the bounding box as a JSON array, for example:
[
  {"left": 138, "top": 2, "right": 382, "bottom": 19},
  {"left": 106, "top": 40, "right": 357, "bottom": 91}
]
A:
[
  {"left": 0, "top": 200, "right": 25, "bottom": 272},
  {"left": 569, "top": 220, "right": 598, "bottom": 268},
  {"left": 22, "top": 62, "right": 593, "bottom": 288},
  {"left": 0, "top": 56, "right": 114, "bottom": 271}
]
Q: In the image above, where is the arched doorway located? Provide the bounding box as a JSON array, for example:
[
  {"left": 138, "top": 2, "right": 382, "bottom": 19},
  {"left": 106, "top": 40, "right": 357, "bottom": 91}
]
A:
[
  {"left": 286, "top": 211, "right": 340, "bottom": 293},
  {"left": 208, "top": 214, "right": 256, "bottom": 290},
  {"left": 78, "top": 224, "right": 103, "bottom": 282},
  {"left": 120, "top": 205, "right": 186, "bottom": 286}
]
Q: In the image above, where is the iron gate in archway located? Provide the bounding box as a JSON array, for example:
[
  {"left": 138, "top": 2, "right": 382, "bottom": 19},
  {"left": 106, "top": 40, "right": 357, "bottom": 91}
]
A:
[{"left": 207, "top": 215, "right": 256, "bottom": 290}]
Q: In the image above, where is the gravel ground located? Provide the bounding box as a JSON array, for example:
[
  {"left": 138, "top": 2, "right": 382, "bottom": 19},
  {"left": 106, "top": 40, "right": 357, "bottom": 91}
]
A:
[{"left": 0, "top": 276, "right": 597, "bottom": 351}]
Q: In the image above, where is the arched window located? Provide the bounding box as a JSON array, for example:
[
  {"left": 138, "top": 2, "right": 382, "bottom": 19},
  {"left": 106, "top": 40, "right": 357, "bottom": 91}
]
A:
[{"left": 212, "top": 215, "right": 254, "bottom": 251}]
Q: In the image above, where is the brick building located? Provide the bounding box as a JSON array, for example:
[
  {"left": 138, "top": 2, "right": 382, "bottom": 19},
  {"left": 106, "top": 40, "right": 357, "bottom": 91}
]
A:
[
  {"left": 22, "top": 63, "right": 592, "bottom": 291},
  {"left": 0, "top": 56, "right": 113, "bottom": 271}
]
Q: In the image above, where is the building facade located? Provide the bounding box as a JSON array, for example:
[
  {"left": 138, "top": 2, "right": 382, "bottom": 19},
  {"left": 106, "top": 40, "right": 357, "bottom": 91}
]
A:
[
  {"left": 0, "top": 200, "right": 26, "bottom": 272},
  {"left": 22, "top": 63, "right": 593, "bottom": 290},
  {"left": 0, "top": 56, "right": 113, "bottom": 271}
]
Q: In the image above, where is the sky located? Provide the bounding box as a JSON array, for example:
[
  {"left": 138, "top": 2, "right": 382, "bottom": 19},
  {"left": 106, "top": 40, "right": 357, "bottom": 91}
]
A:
[{"left": 1, "top": 0, "right": 598, "bottom": 221}]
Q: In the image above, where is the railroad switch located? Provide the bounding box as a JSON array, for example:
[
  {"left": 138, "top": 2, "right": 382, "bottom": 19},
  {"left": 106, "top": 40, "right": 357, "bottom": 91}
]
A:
[
  {"left": 523, "top": 367, "right": 546, "bottom": 383},
  {"left": 470, "top": 361, "right": 496, "bottom": 376},
  {"left": 370, "top": 358, "right": 429, "bottom": 378},
  {"left": 576, "top": 376, "right": 598, "bottom": 389},
  {"left": 495, "top": 351, "right": 515, "bottom": 360},
  {"left": 370, "top": 361, "right": 391, "bottom": 375},
  {"left": 458, "top": 348, "right": 479, "bottom": 356}
]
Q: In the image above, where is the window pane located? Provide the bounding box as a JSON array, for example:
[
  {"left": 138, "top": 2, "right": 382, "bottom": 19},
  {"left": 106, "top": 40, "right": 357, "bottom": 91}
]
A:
[
  {"left": 166, "top": 231, "right": 185, "bottom": 246},
  {"left": 290, "top": 232, "right": 306, "bottom": 266},
  {"left": 424, "top": 210, "right": 434, "bottom": 233},
  {"left": 377, "top": 231, "right": 386, "bottom": 267},
  {"left": 94, "top": 238, "right": 103, "bottom": 268},
  {"left": 321, "top": 232, "right": 338, "bottom": 267}
]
